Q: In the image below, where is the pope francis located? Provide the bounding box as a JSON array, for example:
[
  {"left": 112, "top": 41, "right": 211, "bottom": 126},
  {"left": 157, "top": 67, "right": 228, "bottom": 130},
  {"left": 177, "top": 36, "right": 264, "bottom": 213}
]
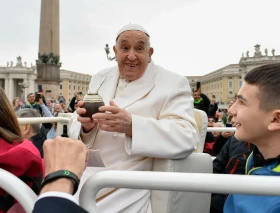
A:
[{"left": 69, "top": 23, "right": 200, "bottom": 213}]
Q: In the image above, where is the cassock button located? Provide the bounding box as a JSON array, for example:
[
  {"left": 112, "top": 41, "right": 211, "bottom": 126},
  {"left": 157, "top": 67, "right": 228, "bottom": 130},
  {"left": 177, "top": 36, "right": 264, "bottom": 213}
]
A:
[{"left": 113, "top": 132, "right": 118, "bottom": 137}]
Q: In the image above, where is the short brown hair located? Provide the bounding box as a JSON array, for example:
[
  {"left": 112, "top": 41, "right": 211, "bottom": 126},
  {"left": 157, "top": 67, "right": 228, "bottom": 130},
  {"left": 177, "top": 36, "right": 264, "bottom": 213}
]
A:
[
  {"left": 244, "top": 63, "right": 280, "bottom": 111},
  {"left": 0, "top": 88, "right": 23, "bottom": 144}
]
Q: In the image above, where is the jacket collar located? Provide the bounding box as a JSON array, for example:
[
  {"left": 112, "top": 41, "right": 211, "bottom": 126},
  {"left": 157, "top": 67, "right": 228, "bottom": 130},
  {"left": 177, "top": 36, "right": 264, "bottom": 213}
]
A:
[{"left": 97, "top": 61, "right": 156, "bottom": 109}]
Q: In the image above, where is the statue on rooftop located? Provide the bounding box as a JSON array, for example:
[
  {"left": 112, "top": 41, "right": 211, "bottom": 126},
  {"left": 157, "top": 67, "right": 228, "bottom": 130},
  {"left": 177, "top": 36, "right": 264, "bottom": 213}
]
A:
[
  {"left": 16, "top": 56, "right": 23, "bottom": 66},
  {"left": 246, "top": 51, "right": 249, "bottom": 57},
  {"left": 272, "top": 49, "right": 275, "bottom": 56},
  {"left": 265, "top": 48, "right": 268, "bottom": 56}
]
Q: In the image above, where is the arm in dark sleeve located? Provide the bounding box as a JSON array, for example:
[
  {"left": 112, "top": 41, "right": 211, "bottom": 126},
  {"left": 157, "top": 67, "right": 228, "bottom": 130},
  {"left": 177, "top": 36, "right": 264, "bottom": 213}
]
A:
[
  {"left": 214, "top": 103, "right": 218, "bottom": 113},
  {"left": 213, "top": 140, "right": 231, "bottom": 174},
  {"left": 213, "top": 134, "right": 229, "bottom": 154},
  {"left": 205, "top": 132, "right": 214, "bottom": 143},
  {"left": 33, "top": 197, "right": 89, "bottom": 213},
  {"left": 69, "top": 97, "right": 76, "bottom": 112},
  {"left": 201, "top": 93, "right": 210, "bottom": 114}
]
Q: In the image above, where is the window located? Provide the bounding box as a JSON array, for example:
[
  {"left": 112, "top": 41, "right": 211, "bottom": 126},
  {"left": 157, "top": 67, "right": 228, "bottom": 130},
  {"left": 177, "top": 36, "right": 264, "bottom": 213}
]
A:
[
  {"left": 69, "top": 85, "right": 71, "bottom": 89},
  {"left": 74, "top": 85, "right": 76, "bottom": 90},
  {"left": 60, "top": 84, "right": 62, "bottom": 90},
  {"left": 239, "top": 80, "right": 242, "bottom": 88},
  {"left": 228, "top": 81, "right": 233, "bottom": 89}
]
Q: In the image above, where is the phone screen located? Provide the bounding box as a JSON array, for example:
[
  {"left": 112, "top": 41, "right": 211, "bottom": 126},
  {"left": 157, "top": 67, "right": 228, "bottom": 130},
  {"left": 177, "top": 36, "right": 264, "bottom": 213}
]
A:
[
  {"left": 226, "top": 123, "right": 232, "bottom": 127},
  {"left": 38, "top": 85, "right": 43, "bottom": 92}
]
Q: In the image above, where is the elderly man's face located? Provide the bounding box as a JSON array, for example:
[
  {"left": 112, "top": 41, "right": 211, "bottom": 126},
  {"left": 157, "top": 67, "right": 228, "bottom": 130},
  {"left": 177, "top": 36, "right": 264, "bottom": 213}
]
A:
[
  {"left": 54, "top": 104, "right": 61, "bottom": 112},
  {"left": 113, "top": 30, "right": 153, "bottom": 81}
]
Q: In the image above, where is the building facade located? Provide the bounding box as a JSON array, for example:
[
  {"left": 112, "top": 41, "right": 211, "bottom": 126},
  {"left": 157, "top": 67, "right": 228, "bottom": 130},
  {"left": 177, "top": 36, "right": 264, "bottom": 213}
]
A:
[
  {"left": 60, "top": 69, "right": 91, "bottom": 102},
  {"left": 186, "top": 45, "right": 280, "bottom": 108},
  {"left": 0, "top": 56, "right": 91, "bottom": 103}
]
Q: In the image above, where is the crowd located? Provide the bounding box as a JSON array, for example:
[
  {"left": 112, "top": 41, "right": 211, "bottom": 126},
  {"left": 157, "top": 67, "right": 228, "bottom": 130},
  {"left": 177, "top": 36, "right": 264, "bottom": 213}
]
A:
[{"left": 0, "top": 23, "right": 279, "bottom": 213}]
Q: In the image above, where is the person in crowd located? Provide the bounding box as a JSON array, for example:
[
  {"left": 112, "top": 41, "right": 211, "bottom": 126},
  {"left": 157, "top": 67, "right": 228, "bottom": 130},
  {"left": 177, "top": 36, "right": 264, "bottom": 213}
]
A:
[
  {"left": 193, "top": 90, "right": 205, "bottom": 112},
  {"left": 222, "top": 99, "right": 235, "bottom": 125},
  {"left": 213, "top": 120, "right": 235, "bottom": 155},
  {"left": 224, "top": 63, "right": 280, "bottom": 212},
  {"left": 16, "top": 109, "right": 46, "bottom": 158},
  {"left": 32, "top": 137, "right": 88, "bottom": 213},
  {"left": 53, "top": 103, "right": 63, "bottom": 117},
  {"left": 203, "top": 117, "right": 215, "bottom": 155},
  {"left": 69, "top": 23, "right": 199, "bottom": 212},
  {"left": 0, "top": 87, "right": 43, "bottom": 213},
  {"left": 34, "top": 97, "right": 57, "bottom": 139},
  {"left": 22, "top": 93, "right": 43, "bottom": 115},
  {"left": 69, "top": 92, "right": 83, "bottom": 113},
  {"left": 59, "top": 100, "right": 68, "bottom": 113},
  {"left": 216, "top": 112, "right": 224, "bottom": 124},
  {"left": 197, "top": 87, "right": 210, "bottom": 115},
  {"left": 12, "top": 97, "right": 23, "bottom": 112},
  {"left": 208, "top": 98, "right": 218, "bottom": 118}
]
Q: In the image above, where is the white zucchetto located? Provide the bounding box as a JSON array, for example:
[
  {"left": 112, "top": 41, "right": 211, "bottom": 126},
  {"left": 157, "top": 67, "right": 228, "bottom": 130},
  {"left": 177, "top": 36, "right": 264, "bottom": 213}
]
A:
[{"left": 116, "top": 24, "right": 149, "bottom": 40}]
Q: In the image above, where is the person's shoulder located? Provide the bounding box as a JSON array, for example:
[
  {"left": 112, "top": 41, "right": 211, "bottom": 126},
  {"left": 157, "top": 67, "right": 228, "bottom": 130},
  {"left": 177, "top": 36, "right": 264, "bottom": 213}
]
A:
[
  {"left": 153, "top": 63, "right": 188, "bottom": 85},
  {"left": 14, "top": 139, "right": 41, "bottom": 158},
  {"left": 94, "top": 65, "right": 118, "bottom": 77}
]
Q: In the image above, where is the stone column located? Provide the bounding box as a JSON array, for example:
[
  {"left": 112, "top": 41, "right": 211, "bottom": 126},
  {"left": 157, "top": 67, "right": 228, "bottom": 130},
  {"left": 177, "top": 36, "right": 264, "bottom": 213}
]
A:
[
  {"left": 8, "top": 78, "right": 14, "bottom": 102},
  {"left": 4, "top": 78, "right": 8, "bottom": 94},
  {"left": 36, "top": 0, "right": 61, "bottom": 98}
]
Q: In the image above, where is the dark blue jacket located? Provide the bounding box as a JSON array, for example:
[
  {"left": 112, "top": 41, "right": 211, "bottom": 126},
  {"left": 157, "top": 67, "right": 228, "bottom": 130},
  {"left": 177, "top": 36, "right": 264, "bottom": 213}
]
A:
[
  {"left": 33, "top": 197, "right": 89, "bottom": 213},
  {"left": 224, "top": 150, "right": 280, "bottom": 213}
]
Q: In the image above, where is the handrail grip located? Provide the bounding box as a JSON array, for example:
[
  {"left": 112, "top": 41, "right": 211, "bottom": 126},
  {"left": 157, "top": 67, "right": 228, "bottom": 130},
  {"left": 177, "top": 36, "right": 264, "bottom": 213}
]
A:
[
  {"left": 79, "top": 171, "right": 280, "bottom": 213},
  {"left": 18, "top": 117, "right": 70, "bottom": 124}
]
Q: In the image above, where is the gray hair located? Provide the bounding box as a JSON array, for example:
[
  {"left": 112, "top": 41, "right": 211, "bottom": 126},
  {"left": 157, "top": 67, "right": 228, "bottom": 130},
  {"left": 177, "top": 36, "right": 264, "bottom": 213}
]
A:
[{"left": 16, "top": 109, "right": 41, "bottom": 134}]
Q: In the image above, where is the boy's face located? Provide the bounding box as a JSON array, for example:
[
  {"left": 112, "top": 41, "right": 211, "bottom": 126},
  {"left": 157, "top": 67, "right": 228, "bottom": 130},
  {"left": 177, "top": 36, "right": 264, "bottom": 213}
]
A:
[{"left": 228, "top": 82, "right": 271, "bottom": 144}]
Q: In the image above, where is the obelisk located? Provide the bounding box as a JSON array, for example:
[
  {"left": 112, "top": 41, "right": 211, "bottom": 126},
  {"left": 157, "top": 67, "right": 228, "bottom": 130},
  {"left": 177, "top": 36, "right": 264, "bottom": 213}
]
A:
[{"left": 36, "top": 0, "right": 61, "bottom": 97}]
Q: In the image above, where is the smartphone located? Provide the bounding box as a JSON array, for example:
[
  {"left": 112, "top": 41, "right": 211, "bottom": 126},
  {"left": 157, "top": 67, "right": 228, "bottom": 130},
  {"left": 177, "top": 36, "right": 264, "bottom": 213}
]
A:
[
  {"left": 38, "top": 85, "right": 43, "bottom": 92},
  {"left": 226, "top": 123, "right": 232, "bottom": 127}
]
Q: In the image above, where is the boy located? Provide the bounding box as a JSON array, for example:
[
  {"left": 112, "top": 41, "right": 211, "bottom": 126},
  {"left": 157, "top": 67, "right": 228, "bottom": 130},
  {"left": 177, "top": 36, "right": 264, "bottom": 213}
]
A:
[{"left": 224, "top": 63, "right": 280, "bottom": 213}]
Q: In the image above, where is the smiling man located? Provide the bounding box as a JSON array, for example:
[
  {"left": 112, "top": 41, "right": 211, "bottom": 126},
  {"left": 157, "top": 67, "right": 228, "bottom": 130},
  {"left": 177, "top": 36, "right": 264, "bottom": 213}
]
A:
[
  {"left": 69, "top": 24, "right": 199, "bottom": 212},
  {"left": 224, "top": 63, "right": 280, "bottom": 213}
]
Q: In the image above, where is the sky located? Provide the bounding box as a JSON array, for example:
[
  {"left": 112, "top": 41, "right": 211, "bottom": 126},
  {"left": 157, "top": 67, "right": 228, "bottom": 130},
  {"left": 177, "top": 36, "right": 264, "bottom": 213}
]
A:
[{"left": 1, "top": 0, "right": 280, "bottom": 77}]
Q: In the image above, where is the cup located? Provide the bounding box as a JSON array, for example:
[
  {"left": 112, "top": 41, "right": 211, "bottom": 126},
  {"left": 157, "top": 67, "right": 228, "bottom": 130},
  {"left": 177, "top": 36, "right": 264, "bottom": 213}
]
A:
[{"left": 81, "top": 93, "right": 104, "bottom": 119}]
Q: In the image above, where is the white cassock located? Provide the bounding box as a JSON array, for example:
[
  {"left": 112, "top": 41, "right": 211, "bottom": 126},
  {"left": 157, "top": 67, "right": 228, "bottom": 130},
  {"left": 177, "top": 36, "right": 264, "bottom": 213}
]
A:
[{"left": 69, "top": 61, "right": 199, "bottom": 213}]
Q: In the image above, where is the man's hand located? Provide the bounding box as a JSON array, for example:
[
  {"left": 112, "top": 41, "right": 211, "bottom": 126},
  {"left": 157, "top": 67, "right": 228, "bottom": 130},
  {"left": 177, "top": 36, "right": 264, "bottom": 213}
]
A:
[
  {"left": 43, "top": 136, "right": 88, "bottom": 178},
  {"left": 76, "top": 101, "right": 96, "bottom": 133},
  {"left": 221, "top": 132, "right": 234, "bottom": 138},
  {"left": 92, "top": 100, "right": 132, "bottom": 136},
  {"left": 41, "top": 137, "right": 88, "bottom": 195}
]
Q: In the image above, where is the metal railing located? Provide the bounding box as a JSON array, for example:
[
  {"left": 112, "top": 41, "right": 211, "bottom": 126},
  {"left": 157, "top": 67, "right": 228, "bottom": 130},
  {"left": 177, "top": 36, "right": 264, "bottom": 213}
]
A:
[
  {"left": 0, "top": 169, "right": 37, "bottom": 213},
  {"left": 17, "top": 115, "right": 236, "bottom": 134},
  {"left": 80, "top": 171, "right": 280, "bottom": 213}
]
